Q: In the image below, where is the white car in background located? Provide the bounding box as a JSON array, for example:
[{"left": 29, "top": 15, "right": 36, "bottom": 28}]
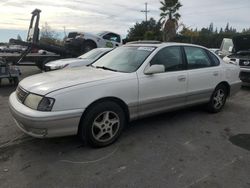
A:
[
  {"left": 45, "top": 48, "right": 113, "bottom": 71},
  {"left": 9, "top": 41, "right": 241, "bottom": 147},
  {"left": 223, "top": 35, "right": 250, "bottom": 85}
]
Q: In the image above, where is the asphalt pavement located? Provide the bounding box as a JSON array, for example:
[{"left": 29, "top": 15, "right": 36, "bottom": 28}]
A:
[{"left": 0, "top": 66, "right": 250, "bottom": 188}]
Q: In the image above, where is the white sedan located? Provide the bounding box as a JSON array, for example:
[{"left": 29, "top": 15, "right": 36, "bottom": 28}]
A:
[
  {"left": 9, "top": 42, "right": 241, "bottom": 147},
  {"left": 44, "top": 48, "right": 112, "bottom": 71}
]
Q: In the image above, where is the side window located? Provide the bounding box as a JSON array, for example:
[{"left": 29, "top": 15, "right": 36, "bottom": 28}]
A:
[
  {"left": 150, "top": 46, "right": 183, "bottom": 72},
  {"left": 103, "top": 33, "right": 121, "bottom": 43},
  {"left": 207, "top": 50, "right": 220, "bottom": 66},
  {"left": 184, "top": 47, "right": 213, "bottom": 69}
]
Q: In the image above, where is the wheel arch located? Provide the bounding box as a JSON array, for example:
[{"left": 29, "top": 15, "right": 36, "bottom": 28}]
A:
[
  {"left": 83, "top": 39, "right": 97, "bottom": 48},
  {"left": 78, "top": 97, "right": 130, "bottom": 133},
  {"left": 216, "top": 81, "right": 231, "bottom": 96}
]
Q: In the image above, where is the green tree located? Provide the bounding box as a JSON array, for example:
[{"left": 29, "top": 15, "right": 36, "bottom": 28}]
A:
[
  {"left": 40, "top": 22, "right": 62, "bottom": 46},
  {"left": 242, "top": 28, "right": 250, "bottom": 34},
  {"left": 127, "top": 18, "right": 161, "bottom": 41},
  {"left": 208, "top": 23, "right": 214, "bottom": 33},
  {"left": 17, "top": 34, "right": 22, "bottom": 41},
  {"left": 224, "top": 23, "right": 230, "bottom": 33},
  {"left": 159, "top": 0, "right": 182, "bottom": 41}
]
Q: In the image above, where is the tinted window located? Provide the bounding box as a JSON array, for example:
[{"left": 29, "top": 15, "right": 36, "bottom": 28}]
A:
[
  {"left": 68, "top": 32, "right": 79, "bottom": 38},
  {"left": 150, "top": 46, "right": 183, "bottom": 72},
  {"left": 184, "top": 47, "right": 213, "bottom": 69},
  {"left": 207, "top": 50, "right": 220, "bottom": 66}
]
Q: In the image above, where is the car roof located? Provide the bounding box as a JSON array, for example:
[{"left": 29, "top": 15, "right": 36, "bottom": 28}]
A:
[{"left": 124, "top": 41, "right": 208, "bottom": 49}]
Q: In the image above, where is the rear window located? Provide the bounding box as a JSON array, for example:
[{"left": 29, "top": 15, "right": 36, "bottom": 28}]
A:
[
  {"left": 207, "top": 50, "right": 220, "bottom": 66},
  {"left": 68, "top": 32, "right": 78, "bottom": 38}
]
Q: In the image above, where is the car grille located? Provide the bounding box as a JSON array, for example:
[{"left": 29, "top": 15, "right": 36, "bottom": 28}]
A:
[
  {"left": 16, "top": 86, "right": 28, "bottom": 103},
  {"left": 239, "top": 59, "right": 250, "bottom": 67}
]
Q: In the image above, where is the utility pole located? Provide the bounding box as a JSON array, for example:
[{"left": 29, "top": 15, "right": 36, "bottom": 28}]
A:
[{"left": 141, "top": 2, "right": 150, "bottom": 23}]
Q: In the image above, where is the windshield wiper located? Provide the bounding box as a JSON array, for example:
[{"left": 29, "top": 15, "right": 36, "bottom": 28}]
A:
[{"left": 95, "top": 66, "right": 118, "bottom": 72}]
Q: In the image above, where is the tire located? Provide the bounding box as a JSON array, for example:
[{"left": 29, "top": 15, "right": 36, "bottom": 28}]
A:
[
  {"left": 79, "top": 101, "right": 125, "bottom": 147},
  {"left": 81, "top": 41, "right": 96, "bottom": 53},
  {"left": 207, "top": 84, "right": 228, "bottom": 113}
]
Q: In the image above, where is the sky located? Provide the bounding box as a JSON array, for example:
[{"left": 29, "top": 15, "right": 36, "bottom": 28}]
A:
[{"left": 0, "top": 0, "right": 250, "bottom": 42}]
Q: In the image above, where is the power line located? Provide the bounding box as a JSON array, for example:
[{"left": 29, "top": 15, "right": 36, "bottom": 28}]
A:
[{"left": 141, "top": 2, "right": 150, "bottom": 22}]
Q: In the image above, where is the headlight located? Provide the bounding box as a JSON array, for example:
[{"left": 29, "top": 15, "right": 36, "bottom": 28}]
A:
[
  {"left": 24, "top": 94, "right": 43, "bottom": 110},
  {"left": 24, "top": 93, "right": 55, "bottom": 111},
  {"left": 37, "top": 97, "right": 55, "bottom": 111}
]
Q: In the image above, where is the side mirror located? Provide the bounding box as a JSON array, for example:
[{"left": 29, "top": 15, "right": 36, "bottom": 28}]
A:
[{"left": 144, "top": 64, "right": 165, "bottom": 75}]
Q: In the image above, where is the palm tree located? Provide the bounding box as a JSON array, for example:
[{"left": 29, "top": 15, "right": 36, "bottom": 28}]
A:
[{"left": 159, "top": 0, "right": 182, "bottom": 41}]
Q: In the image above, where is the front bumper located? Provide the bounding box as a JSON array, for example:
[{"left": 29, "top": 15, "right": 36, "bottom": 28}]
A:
[{"left": 9, "top": 92, "right": 84, "bottom": 138}]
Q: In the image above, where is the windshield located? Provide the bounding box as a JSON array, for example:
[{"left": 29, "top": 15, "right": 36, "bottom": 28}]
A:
[
  {"left": 92, "top": 46, "right": 155, "bottom": 73},
  {"left": 78, "top": 49, "right": 107, "bottom": 59}
]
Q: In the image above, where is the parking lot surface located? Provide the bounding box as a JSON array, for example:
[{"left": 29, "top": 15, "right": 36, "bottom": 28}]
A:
[{"left": 0, "top": 67, "right": 250, "bottom": 188}]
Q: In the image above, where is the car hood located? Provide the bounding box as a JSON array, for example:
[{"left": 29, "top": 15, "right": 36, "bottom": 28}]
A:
[
  {"left": 233, "top": 35, "right": 250, "bottom": 53},
  {"left": 19, "top": 67, "right": 122, "bottom": 95},
  {"left": 45, "top": 58, "right": 91, "bottom": 67}
]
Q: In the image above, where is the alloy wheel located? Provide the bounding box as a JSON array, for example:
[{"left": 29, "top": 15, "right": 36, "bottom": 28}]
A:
[
  {"left": 213, "top": 89, "right": 226, "bottom": 109},
  {"left": 91, "top": 111, "right": 120, "bottom": 143}
]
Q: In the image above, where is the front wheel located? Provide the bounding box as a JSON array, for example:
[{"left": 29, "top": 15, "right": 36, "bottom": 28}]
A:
[
  {"left": 79, "top": 101, "right": 125, "bottom": 147},
  {"left": 207, "top": 84, "right": 228, "bottom": 113}
]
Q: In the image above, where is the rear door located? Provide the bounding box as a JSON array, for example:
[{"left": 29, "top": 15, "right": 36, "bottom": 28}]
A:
[
  {"left": 183, "top": 46, "right": 221, "bottom": 105},
  {"left": 138, "top": 46, "right": 188, "bottom": 117}
]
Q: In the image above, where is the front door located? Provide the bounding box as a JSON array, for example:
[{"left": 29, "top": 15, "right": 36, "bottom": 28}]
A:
[{"left": 138, "top": 46, "right": 188, "bottom": 117}]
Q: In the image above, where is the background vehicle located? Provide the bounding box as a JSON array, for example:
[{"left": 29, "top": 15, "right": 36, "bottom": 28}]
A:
[
  {"left": 218, "top": 38, "right": 234, "bottom": 58},
  {"left": 65, "top": 31, "right": 122, "bottom": 55},
  {"left": 223, "top": 35, "right": 250, "bottom": 85},
  {"left": 45, "top": 48, "right": 113, "bottom": 71},
  {"left": 9, "top": 42, "right": 241, "bottom": 147},
  {"left": 1, "top": 9, "right": 122, "bottom": 71}
]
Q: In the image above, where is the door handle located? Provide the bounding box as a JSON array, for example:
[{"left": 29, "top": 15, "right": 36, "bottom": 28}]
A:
[
  {"left": 177, "top": 75, "right": 186, "bottom": 81},
  {"left": 213, "top": 71, "right": 219, "bottom": 76}
]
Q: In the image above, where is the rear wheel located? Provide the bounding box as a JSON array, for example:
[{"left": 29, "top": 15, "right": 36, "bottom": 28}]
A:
[
  {"left": 207, "top": 84, "right": 228, "bottom": 113},
  {"left": 79, "top": 101, "right": 125, "bottom": 147}
]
